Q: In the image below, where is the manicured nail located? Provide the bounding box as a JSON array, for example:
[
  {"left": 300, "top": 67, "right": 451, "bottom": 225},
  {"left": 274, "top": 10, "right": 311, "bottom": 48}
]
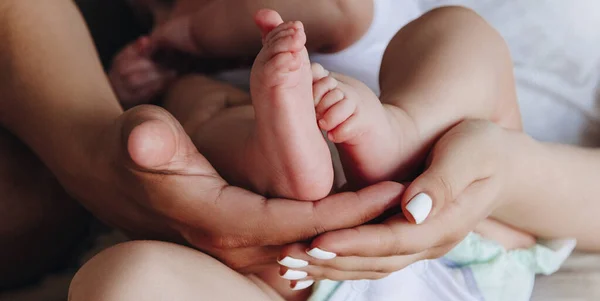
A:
[
  {"left": 281, "top": 269, "right": 308, "bottom": 280},
  {"left": 292, "top": 280, "right": 315, "bottom": 291},
  {"left": 278, "top": 256, "right": 309, "bottom": 268},
  {"left": 306, "top": 248, "right": 337, "bottom": 260},
  {"left": 406, "top": 193, "right": 433, "bottom": 224}
]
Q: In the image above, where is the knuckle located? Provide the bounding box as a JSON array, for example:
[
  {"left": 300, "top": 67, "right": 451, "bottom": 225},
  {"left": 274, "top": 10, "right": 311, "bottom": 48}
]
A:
[
  {"left": 426, "top": 173, "right": 455, "bottom": 206},
  {"left": 438, "top": 175, "right": 455, "bottom": 204},
  {"left": 208, "top": 234, "right": 247, "bottom": 250},
  {"left": 321, "top": 269, "right": 343, "bottom": 281},
  {"left": 311, "top": 225, "right": 326, "bottom": 239},
  {"left": 379, "top": 227, "right": 397, "bottom": 255},
  {"left": 374, "top": 266, "right": 395, "bottom": 274},
  {"left": 308, "top": 268, "right": 324, "bottom": 279},
  {"left": 389, "top": 231, "right": 421, "bottom": 255},
  {"left": 384, "top": 226, "right": 411, "bottom": 256},
  {"left": 310, "top": 203, "right": 329, "bottom": 237}
]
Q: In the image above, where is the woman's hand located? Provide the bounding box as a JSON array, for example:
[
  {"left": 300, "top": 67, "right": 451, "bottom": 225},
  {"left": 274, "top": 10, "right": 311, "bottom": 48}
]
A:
[{"left": 276, "top": 120, "right": 521, "bottom": 286}]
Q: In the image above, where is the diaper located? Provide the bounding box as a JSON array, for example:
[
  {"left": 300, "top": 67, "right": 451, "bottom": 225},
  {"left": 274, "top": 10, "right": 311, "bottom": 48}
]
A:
[
  {"left": 443, "top": 233, "right": 576, "bottom": 301},
  {"left": 309, "top": 233, "right": 576, "bottom": 301}
]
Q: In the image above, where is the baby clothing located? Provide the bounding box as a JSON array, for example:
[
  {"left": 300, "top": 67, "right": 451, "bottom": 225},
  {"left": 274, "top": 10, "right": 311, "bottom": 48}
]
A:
[
  {"left": 216, "top": 0, "right": 419, "bottom": 96},
  {"left": 308, "top": 234, "right": 576, "bottom": 301},
  {"left": 309, "top": 0, "right": 419, "bottom": 96}
]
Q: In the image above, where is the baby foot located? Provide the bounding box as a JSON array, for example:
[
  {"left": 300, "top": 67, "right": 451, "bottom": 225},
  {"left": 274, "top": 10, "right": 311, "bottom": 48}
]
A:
[
  {"left": 109, "top": 36, "right": 177, "bottom": 108},
  {"left": 248, "top": 10, "right": 333, "bottom": 201},
  {"left": 311, "top": 64, "right": 417, "bottom": 188}
]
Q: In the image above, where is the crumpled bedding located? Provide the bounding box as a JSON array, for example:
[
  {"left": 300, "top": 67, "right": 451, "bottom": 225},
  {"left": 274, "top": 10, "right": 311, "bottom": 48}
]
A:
[{"left": 3, "top": 0, "right": 600, "bottom": 300}]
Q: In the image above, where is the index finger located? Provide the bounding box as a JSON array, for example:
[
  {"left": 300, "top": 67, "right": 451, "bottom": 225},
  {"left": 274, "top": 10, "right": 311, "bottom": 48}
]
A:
[
  {"left": 186, "top": 181, "right": 405, "bottom": 249},
  {"left": 306, "top": 180, "right": 493, "bottom": 258}
]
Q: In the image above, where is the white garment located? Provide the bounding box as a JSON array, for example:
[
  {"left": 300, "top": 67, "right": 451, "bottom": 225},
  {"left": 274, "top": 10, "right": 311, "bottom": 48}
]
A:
[
  {"left": 216, "top": 0, "right": 421, "bottom": 96},
  {"left": 323, "top": 260, "right": 482, "bottom": 301},
  {"left": 310, "top": 0, "right": 420, "bottom": 96}
]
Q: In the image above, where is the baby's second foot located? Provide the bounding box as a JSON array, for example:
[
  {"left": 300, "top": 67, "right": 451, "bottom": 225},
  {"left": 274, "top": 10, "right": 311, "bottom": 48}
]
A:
[
  {"left": 248, "top": 10, "right": 333, "bottom": 200},
  {"left": 312, "top": 64, "right": 417, "bottom": 188}
]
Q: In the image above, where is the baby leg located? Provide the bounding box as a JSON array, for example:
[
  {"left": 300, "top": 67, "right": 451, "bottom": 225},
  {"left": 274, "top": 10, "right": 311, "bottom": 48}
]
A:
[
  {"left": 163, "top": 11, "right": 333, "bottom": 201},
  {"left": 313, "top": 6, "right": 521, "bottom": 188},
  {"left": 69, "top": 241, "right": 284, "bottom": 301},
  {"left": 378, "top": 7, "right": 529, "bottom": 247},
  {"left": 310, "top": 7, "right": 531, "bottom": 248},
  {"left": 378, "top": 6, "right": 521, "bottom": 176}
]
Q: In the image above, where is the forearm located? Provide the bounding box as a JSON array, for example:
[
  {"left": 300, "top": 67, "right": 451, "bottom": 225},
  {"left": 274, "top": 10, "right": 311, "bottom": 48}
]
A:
[
  {"left": 495, "top": 133, "right": 600, "bottom": 251},
  {"left": 182, "top": 0, "right": 372, "bottom": 56},
  {"left": 0, "top": 0, "right": 122, "bottom": 175}
]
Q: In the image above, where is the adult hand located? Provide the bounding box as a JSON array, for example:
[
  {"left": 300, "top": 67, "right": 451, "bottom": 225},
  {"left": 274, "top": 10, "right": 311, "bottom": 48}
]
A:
[
  {"left": 64, "top": 105, "right": 404, "bottom": 273},
  {"left": 275, "top": 120, "right": 519, "bottom": 285},
  {"left": 0, "top": 0, "right": 402, "bottom": 275}
]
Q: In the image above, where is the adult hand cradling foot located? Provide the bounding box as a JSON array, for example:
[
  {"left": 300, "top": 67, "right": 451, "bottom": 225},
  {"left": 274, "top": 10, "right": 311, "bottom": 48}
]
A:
[
  {"left": 278, "top": 120, "right": 538, "bottom": 282},
  {"left": 86, "top": 105, "right": 407, "bottom": 272},
  {"left": 0, "top": 0, "right": 405, "bottom": 274}
]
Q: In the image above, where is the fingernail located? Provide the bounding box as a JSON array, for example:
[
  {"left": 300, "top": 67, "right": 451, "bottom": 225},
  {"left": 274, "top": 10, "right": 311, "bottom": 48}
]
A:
[
  {"left": 292, "top": 280, "right": 315, "bottom": 290},
  {"left": 406, "top": 193, "right": 433, "bottom": 224},
  {"left": 281, "top": 269, "right": 308, "bottom": 280},
  {"left": 306, "top": 248, "right": 337, "bottom": 260},
  {"left": 278, "top": 256, "right": 309, "bottom": 268}
]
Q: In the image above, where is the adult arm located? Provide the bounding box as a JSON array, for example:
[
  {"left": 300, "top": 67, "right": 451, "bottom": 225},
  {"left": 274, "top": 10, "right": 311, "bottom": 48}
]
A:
[
  {"left": 493, "top": 133, "right": 600, "bottom": 250},
  {"left": 0, "top": 0, "right": 122, "bottom": 175},
  {"left": 0, "top": 0, "right": 406, "bottom": 272}
]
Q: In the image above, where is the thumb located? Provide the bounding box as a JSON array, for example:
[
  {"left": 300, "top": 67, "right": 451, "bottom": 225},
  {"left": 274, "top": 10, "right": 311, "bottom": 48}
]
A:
[
  {"left": 150, "top": 15, "right": 201, "bottom": 55},
  {"left": 402, "top": 127, "right": 494, "bottom": 224},
  {"left": 120, "top": 105, "right": 214, "bottom": 174}
]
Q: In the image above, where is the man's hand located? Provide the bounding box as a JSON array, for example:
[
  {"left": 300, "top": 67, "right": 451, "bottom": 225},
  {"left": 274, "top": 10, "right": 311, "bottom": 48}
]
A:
[
  {"left": 0, "top": 0, "right": 403, "bottom": 273},
  {"left": 68, "top": 105, "right": 405, "bottom": 272}
]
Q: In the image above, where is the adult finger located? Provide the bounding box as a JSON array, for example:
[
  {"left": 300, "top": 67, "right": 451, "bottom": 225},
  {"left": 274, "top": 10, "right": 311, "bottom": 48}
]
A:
[
  {"left": 288, "top": 268, "right": 389, "bottom": 282},
  {"left": 279, "top": 243, "right": 439, "bottom": 274},
  {"left": 181, "top": 181, "right": 405, "bottom": 249},
  {"left": 402, "top": 120, "right": 501, "bottom": 224},
  {"left": 303, "top": 180, "right": 495, "bottom": 259}
]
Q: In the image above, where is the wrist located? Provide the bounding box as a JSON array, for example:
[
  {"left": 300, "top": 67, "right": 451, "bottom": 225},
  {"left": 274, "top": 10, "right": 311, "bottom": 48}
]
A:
[
  {"left": 57, "top": 105, "right": 124, "bottom": 180},
  {"left": 496, "top": 129, "right": 539, "bottom": 209}
]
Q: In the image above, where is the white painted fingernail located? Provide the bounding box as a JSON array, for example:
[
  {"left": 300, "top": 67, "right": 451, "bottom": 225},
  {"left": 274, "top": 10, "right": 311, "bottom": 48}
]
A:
[
  {"left": 306, "top": 248, "right": 337, "bottom": 260},
  {"left": 292, "top": 280, "right": 315, "bottom": 290},
  {"left": 281, "top": 269, "right": 308, "bottom": 280},
  {"left": 406, "top": 193, "right": 433, "bottom": 224},
  {"left": 278, "top": 256, "right": 309, "bottom": 268}
]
